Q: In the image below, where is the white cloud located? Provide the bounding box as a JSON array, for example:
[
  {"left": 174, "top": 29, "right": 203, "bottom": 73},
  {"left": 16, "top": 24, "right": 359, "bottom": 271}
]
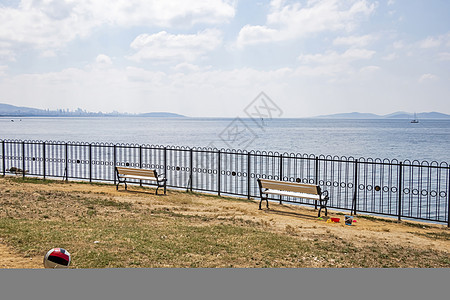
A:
[
  {"left": 419, "top": 73, "right": 438, "bottom": 83},
  {"left": 0, "top": 0, "right": 235, "bottom": 52},
  {"left": 296, "top": 48, "right": 376, "bottom": 78},
  {"left": 237, "top": 0, "right": 376, "bottom": 47},
  {"left": 0, "top": 42, "right": 16, "bottom": 61},
  {"left": 419, "top": 37, "right": 441, "bottom": 49},
  {"left": 393, "top": 40, "right": 404, "bottom": 49},
  {"left": 173, "top": 63, "right": 204, "bottom": 73},
  {"left": 438, "top": 52, "right": 450, "bottom": 61},
  {"left": 382, "top": 53, "right": 397, "bottom": 61},
  {"left": 236, "top": 25, "right": 279, "bottom": 46},
  {"left": 333, "top": 34, "right": 376, "bottom": 47},
  {"left": 360, "top": 65, "right": 380, "bottom": 73},
  {"left": 128, "top": 29, "right": 222, "bottom": 62},
  {"left": 0, "top": 65, "right": 8, "bottom": 76},
  {"left": 418, "top": 33, "right": 450, "bottom": 49},
  {"left": 298, "top": 48, "right": 375, "bottom": 64},
  {"left": 94, "top": 54, "right": 113, "bottom": 68},
  {"left": 96, "top": 54, "right": 112, "bottom": 64}
]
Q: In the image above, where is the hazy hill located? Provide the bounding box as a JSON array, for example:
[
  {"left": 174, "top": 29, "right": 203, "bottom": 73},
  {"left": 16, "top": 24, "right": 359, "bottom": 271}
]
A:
[
  {"left": 315, "top": 112, "right": 381, "bottom": 119},
  {"left": 0, "top": 103, "right": 186, "bottom": 117},
  {"left": 138, "top": 112, "right": 186, "bottom": 118},
  {"left": 0, "top": 103, "right": 45, "bottom": 115},
  {"left": 315, "top": 111, "right": 450, "bottom": 119}
]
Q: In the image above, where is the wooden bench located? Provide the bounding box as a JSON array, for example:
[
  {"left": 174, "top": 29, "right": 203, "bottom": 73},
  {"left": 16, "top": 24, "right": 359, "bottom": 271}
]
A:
[
  {"left": 115, "top": 167, "right": 167, "bottom": 195},
  {"left": 257, "top": 178, "right": 329, "bottom": 217}
]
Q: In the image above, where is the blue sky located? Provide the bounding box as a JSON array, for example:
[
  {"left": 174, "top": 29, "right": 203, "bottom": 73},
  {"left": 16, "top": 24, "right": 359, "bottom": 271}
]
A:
[{"left": 0, "top": 0, "right": 449, "bottom": 117}]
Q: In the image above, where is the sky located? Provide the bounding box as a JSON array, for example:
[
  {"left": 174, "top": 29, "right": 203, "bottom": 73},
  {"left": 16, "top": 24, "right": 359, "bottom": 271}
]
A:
[{"left": 0, "top": 0, "right": 449, "bottom": 117}]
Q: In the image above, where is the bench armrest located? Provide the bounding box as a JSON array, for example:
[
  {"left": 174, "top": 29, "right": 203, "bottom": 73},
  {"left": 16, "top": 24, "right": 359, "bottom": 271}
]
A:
[{"left": 321, "top": 190, "right": 329, "bottom": 200}]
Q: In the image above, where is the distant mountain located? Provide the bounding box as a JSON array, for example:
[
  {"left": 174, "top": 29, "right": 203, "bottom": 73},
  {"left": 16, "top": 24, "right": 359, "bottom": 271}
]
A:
[
  {"left": 0, "top": 103, "right": 45, "bottom": 115},
  {"left": 138, "top": 112, "right": 186, "bottom": 118},
  {"left": 384, "top": 112, "right": 450, "bottom": 119},
  {"left": 416, "top": 112, "right": 450, "bottom": 119},
  {"left": 315, "top": 112, "right": 381, "bottom": 119},
  {"left": 315, "top": 111, "right": 450, "bottom": 119},
  {"left": 0, "top": 102, "right": 186, "bottom": 118}
]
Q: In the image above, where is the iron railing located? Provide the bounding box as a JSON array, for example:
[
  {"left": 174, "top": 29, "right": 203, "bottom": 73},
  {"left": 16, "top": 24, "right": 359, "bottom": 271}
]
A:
[{"left": 1, "top": 139, "right": 449, "bottom": 226}]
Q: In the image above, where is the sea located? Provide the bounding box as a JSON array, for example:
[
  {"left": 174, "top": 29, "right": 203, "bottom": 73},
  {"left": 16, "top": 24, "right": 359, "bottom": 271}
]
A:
[{"left": 1, "top": 117, "right": 450, "bottom": 163}]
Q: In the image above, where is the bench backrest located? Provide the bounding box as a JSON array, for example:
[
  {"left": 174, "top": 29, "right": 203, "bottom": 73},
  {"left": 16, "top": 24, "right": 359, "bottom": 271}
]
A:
[
  {"left": 258, "top": 178, "right": 321, "bottom": 195},
  {"left": 116, "top": 167, "right": 157, "bottom": 178}
]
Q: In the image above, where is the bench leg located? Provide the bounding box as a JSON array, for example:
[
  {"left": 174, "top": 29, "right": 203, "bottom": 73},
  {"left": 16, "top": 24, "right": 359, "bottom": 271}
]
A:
[
  {"left": 318, "top": 199, "right": 328, "bottom": 217},
  {"left": 155, "top": 180, "right": 167, "bottom": 195},
  {"left": 259, "top": 197, "right": 269, "bottom": 210},
  {"left": 116, "top": 179, "right": 125, "bottom": 191}
]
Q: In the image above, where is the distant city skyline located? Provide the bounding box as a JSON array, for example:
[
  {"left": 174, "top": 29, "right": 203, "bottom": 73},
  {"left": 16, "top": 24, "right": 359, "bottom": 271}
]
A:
[{"left": 0, "top": 1, "right": 449, "bottom": 117}]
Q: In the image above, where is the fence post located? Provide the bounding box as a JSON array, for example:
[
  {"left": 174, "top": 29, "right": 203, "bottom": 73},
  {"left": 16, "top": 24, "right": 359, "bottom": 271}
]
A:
[
  {"left": 139, "top": 145, "right": 142, "bottom": 168},
  {"left": 65, "top": 143, "right": 68, "bottom": 181},
  {"left": 447, "top": 167, "right": 450, "bottom": 228},
  {"left": 189, "top": 148, "right": 193, "bottom": 192},
  {"left": 139, "top": 145, "right": 143, "bottom": 187},
  {"left": 22, "top": 141, "right": 25, "bottom": 179},
  {"left": 247, "top": 152, "right": 251, "bottom": 200},
  {"left": 43, "top": 142, "right": 46, "bottom": 179},
  {"left": 352, "top": 159, "right": 358, "bottom": 215},
  {"left": 163, "top": 147, "right": 167, "bottom": 193},
  {"left": 113, "top": 145, "right": 117, "bottom": 185},
  {"left": 218, "top": 150, "right": 221, "bottom": 196},
  {"left": 89, "top": 144, "right": 92, "bottom": 183},
  {"left": 2, "top": 140, "right": 5, "bottom": 176},
  {"left": 279, "top": 154, "right": 283, "bottom": 204},
  {"left": 398, "top": 162, "right": 403, "bottom": 221},
  {"left": 315, "top": 157, "right": 319, "bottom": 209}
]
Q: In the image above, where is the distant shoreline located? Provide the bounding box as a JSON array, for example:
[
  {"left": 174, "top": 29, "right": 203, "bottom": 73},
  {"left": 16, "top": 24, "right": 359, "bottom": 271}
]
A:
[
  {"left": 2, "top": 115, "right": 450, "bottom": 120},
  {"left": 2, "top": 103, "right": 450, "bottom": 119}
]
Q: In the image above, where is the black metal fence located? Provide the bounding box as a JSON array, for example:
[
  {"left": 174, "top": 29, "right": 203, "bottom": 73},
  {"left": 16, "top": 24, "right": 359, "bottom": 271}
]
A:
[{"left": 1, "top": 139, "right": 449, "bottom": 226}]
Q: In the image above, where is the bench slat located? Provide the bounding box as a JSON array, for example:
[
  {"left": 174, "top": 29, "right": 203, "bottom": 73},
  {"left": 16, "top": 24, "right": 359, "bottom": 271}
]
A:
[
  {"left": 121, "top": 175, "right": 158, "bottom": 181},
  {"left": 263, "top": 189, "right": 321, "bottom": 200},
  {"left": 258, "top": 179, "right": 319, "bottom": 195},
  {"left": 119, "top": 171, "right": 157, "bottom": 177},
  {"left": 116, "top": 167, "right": 157, "bottom": 177}
]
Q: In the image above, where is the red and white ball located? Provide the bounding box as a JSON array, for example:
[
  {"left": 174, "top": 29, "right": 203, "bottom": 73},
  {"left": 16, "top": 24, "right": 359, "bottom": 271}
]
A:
[{"left": 43, "top": 248, "right": 71, "bottom": 269}]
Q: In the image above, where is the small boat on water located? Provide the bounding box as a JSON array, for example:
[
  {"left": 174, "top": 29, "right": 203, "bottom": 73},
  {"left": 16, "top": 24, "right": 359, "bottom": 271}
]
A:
[{"left": 411, "top": 113, "right": 419, "bottom": 123}]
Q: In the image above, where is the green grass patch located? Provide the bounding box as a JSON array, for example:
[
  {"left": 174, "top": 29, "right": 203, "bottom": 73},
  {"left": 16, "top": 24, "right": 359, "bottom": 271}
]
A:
[{"left": 8, "top": 177, "right": 59, "bottom": 185}]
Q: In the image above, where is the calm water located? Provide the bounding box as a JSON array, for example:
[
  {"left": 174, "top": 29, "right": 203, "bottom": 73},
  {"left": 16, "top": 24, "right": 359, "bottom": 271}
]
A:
[{"left": 1, "top": 117, "right": 449, "bottom": 163}]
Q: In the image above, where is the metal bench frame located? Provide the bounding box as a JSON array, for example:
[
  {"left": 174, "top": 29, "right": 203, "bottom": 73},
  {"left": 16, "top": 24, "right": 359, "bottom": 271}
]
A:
[
  {"left": 115, "top": 167, "right": 167, "bottom": 195},
  {"left": 257, "top": 178, "right": 329, "bottom": 217}
]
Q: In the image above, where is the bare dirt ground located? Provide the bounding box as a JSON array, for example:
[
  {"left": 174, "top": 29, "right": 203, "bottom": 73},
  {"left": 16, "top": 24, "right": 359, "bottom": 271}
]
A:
[{"left": 1, "top": 177, "right": 449, "bottom": 268}]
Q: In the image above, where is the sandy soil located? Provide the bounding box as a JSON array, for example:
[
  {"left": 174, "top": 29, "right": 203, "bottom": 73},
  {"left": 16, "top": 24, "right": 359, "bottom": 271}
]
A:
[{"left": 1, "top": 178, "right": 449, "bottom": 268}]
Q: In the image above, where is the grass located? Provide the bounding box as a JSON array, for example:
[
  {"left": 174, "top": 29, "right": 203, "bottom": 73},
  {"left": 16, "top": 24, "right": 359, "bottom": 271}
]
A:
[
  {"left": 0, "top": 176, "right": 449, "bottom": 268},
  {"left": 351, "top": 213, "right": 434, "bottom": 229},
  {"left": 411, "top": 231, "right": 450, "bottom": 241}
]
